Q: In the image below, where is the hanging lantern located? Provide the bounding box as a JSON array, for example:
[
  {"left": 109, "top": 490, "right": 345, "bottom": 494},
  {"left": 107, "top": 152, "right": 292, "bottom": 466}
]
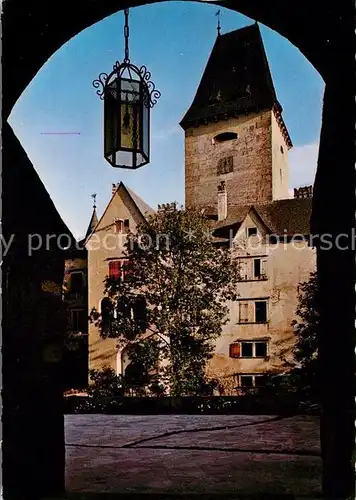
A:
[{"left": 93, "top": 9, "right": 161, "bottom": 169}]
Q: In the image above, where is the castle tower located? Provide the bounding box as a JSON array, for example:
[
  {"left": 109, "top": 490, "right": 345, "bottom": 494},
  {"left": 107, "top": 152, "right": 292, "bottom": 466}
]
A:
[{"left": 180, "top": 23, "right": 292, "bottom": 213}]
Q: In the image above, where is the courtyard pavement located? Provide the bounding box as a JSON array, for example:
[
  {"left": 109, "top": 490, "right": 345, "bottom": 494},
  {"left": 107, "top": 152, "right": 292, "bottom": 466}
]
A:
[{"left": 65, "top": 414, "right": 321, "bottom": 498}]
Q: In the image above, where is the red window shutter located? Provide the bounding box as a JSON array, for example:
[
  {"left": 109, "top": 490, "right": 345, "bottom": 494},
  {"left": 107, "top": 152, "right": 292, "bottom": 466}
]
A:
[
  {"left": 109, "top": 261, "right": 121, "bottom": 279},
  {"left": 230, "top": 343, "right": 241, "bottom": 358},
  {"left": 122, "top": 259, "right": 133, "bottom": 280}
]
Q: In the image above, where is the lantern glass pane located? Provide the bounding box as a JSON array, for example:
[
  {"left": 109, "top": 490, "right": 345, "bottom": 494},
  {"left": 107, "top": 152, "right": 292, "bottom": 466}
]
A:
[
  {"left": 120, "top": 78, "right": 141, "bottom": 152},
  {"left": 116, "top": 150, "right": 134, "bottom": 168},
  {"left": 142, "top": 91, "right": 149, "bottom": 158},
  {"left": 104, "top": 82, "right": 119, "bottom": 157}
]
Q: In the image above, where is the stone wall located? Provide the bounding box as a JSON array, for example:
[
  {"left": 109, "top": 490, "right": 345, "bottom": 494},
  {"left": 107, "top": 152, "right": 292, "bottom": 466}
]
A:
[
  {"left": 185, "top": 110, "right": 273, "bottom": 208},
  {"left": 271, "top": 109, "right": 290, "bottom": 200}
]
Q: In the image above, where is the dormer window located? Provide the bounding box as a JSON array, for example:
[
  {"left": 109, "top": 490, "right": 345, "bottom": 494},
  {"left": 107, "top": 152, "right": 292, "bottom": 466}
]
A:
[{"left": 214, "top": 132, "right": 238, "bottom": 143}]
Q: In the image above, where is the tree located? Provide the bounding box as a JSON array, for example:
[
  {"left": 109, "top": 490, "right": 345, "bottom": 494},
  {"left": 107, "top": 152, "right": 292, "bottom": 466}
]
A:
[
  {"left": 91, "top": 203, "right": 240, "bottom": 396},
  {"left": 291, "top": 271, "right": 320, "bottom": 400}
]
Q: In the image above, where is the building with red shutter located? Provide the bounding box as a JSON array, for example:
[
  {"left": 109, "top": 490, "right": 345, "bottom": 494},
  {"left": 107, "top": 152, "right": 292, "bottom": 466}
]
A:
[{"left": 85, "top": 182, "right": 155, "bottom": 375}]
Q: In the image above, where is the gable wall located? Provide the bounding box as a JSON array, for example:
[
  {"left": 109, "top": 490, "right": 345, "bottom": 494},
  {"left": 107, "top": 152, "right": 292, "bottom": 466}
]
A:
[{"left": 87, "top": 187, "right": 145, "bottom": 374}]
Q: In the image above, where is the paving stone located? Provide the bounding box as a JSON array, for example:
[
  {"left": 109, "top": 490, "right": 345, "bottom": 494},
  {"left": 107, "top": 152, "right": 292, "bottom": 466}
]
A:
[{"left": 65, "top": 415, "right": 321, "bottom": 496}]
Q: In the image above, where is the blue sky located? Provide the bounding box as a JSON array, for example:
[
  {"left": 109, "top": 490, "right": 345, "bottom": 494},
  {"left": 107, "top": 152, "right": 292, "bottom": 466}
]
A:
[{"left": 9, "top": 1, "right": 324, "bottom": 239}]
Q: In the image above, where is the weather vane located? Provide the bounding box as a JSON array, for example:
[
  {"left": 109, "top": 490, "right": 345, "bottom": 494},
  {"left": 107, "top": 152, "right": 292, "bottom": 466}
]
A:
[
  {"left": 91, "top": 193, "right": 97, "bottom": 208},
  {"left": 216, "top": 9, "right": 221, "bottom": 36}
]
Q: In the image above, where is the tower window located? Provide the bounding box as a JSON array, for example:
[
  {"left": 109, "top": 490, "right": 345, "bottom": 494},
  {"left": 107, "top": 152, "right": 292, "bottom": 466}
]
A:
[
  {"left": 280, "top": 146, "right": 284, "bottom": 154},
  {"left": 217, "top": 156, "right": 234, "bottom": 175},
  {"left": 214, "top": 132, "right": 238, "bottom": 143}
]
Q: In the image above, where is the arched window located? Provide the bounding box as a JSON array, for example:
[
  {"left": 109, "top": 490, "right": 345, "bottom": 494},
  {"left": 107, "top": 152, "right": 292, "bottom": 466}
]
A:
[
  {"left": 100, "top": 297, "right": 113, "bottom": 334},
  {"left": 133, "top": 296, "right": 147, "bottom": 332},
  {"left": 214, "top": 131, "right": 238, "bottom": 143}
]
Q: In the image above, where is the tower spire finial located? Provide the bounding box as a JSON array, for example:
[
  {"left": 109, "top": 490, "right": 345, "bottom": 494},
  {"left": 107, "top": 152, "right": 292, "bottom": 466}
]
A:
[
  {"left": 91, "top": 193, "right": 97, "bottom": 209},
  {"left": 216, "top": 9, "right": 221, "bottom": 36}
]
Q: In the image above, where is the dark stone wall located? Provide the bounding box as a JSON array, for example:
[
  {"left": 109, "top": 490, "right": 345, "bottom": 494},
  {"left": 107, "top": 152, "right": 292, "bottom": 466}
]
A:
[{"left": 2, "top": 123, "right": 74, "bottom": 498}]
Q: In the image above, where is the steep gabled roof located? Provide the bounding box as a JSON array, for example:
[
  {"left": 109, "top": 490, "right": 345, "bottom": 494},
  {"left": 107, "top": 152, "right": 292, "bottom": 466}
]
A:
[
  {"left": 84, "top": 182, "right": 155, "bottom": 245},
  {"left": 85, "top": 206, "right": 99, "bottom": 239},
  {"left": 210, "top": 198, "right": 312, "bottom": 237},
  {"left": 255, "top": 198, "right": 312, "bottom": 236},
  {"left": 125, "top": 186, "right": 155, "bottom": 218},
  {"left": 180, "top": 23, "right": 280, "bottom": 129}
]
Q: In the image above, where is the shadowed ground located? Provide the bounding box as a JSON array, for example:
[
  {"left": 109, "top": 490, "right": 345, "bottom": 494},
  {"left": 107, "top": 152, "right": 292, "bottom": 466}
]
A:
[{"left": 65, "top": 414, "right": 321, "bottom": 498}]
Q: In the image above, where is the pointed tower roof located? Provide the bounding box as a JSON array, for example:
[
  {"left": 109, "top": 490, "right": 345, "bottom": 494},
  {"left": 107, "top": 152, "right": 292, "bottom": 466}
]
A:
[
  {"left": 180, "top": 23, "right": 281, "bottom": 129},
  {"left": 85, "top": 194, "right": 99, "bottom": 239}
]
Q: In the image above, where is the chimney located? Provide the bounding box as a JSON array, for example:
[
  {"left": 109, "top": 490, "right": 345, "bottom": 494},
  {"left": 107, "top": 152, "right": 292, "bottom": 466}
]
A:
[
  {"left": 217, "top": 181, "right": 227, "bottom": 221},
  {"left": 112, "top": 183, "right": 118, "bottom": 196}
]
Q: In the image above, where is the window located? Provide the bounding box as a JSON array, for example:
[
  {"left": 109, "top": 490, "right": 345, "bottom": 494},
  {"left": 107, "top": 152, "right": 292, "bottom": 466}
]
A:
[
  {"left": 115, "top": 219, "right": 124, "bottom": 233},
  {"left": 101, "top": 297, "right": 113, "bottom": 334},
  {"left": 255, "top": 375, "right": 268, "bottom": 387},
  {"left": 133, "top": 296, "right": 147, "bottom": 332},
  {"left": 240, "top": 375, "right": 253, "bottom": 388},
  {"left": 230, "top": 340, "right": 268, "bottom": 359},
  {"left": 241, "top": 342, "right": 253, "bottom": 357},
  {"left": 253, "top": 259, "right": 261, "bottom": 278},
  {"left": 69, "top": 271, "right": 83, "bottom": 293},
  {"left": 124, "top": 219, "right": 130, "bottom": 232},
  {"left": 255, "top": 341, "right": 268, "bottom": 357},
  {"left": 238, "top": 258, "right": 267, "bottom": 281},
  {"left": 109, "top": 260, "right": 121, "bottom": 279},
  {"left": 241, "top": 341, "right": 268, "bottom": 358},
  {"left": 247, "top": 227, "right": 257, "bottom": 237},
  {"left": 108, "top": 259, "right": 133, "bottom": 281},
  {"left": 280, "top": 145, "right": 284, "bottom": 154},
  {"left": 70, "top": 309, "right": 87, "bottom": 332},
  {"left": 214, "top": 131, "right": 238, "bottom": 143},
  {"left": 122, "top": 259, "right": 133, "bottom": 280},
  {"left": 239, "top": 302, "right": 249, "bottom": 322},
  {"left": 240, "top": 374, "right": 268, "bottom": 388},
  {"left": 217, "top": 156, "right": 234, "bottom": 175},
  {"left": 255, "top": 301, "right": 267, "bottom": 322}
]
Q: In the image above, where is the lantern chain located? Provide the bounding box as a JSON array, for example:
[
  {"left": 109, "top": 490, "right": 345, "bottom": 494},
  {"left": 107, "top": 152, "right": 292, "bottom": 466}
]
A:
[{"left": 124, "top": 8, "right": 130, "bottom": 63}]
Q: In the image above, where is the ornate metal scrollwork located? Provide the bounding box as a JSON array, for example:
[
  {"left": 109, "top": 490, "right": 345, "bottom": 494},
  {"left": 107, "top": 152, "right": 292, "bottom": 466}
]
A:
[
  {"left": 93, "top": 60, "right": 161, "bottom": 107},
  {"left": 92, "top": 72, "right": 109, "bottom": 99}
]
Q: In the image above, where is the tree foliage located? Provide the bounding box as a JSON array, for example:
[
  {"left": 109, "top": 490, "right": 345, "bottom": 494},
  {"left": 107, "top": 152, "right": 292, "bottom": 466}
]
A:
[
  {"left": 291, "top": 271, "right": 320, "bottom": 399},
  {"left": 91, "top": 204, "right": 240, "bottom": 396}
]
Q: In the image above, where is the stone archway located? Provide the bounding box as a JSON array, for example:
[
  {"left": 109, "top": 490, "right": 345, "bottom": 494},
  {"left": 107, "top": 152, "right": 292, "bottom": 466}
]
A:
[{"left": 2, "top": 2, "right": 354, "bottom": 500}]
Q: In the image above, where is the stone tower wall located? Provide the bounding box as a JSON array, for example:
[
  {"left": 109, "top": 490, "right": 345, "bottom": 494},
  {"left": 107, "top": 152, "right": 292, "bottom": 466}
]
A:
[{"left": 185, "top": 110, "right": 273, "bottom": 209}]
